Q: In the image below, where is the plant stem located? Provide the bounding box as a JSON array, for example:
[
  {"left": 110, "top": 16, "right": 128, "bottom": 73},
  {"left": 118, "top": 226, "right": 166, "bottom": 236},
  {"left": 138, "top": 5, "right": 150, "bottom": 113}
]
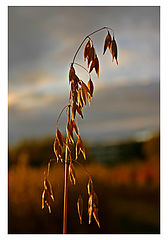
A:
[
  {"left": 63, "top": 105, "right": 70, "bottom": 234},
  {"left": 63, "top": 152, "right": 68, "bottom": 233},
  {"left": 56, "top": 105, "right": 68, "bottom": 130},
  {"left": 62, "top": 27, "right": 115, "bottom": 233},
  {"left": 73, "top": 62, "right": 91, "bottom": 79}
]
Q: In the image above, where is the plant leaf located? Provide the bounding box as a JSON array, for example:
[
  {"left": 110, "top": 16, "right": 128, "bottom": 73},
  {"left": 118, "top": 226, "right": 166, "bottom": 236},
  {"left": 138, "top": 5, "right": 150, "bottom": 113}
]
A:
[{"left": 77, "top": 194, "right": 83, "bottom": 224}]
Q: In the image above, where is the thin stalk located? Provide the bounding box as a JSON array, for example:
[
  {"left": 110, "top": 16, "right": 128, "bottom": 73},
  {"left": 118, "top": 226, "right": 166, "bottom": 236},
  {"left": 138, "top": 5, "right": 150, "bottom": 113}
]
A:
[
  {"left": 63, "top": 26, "right": 115, "bottom": 233},
  {"left": 56, "top": 105, "right": 68, "bottom": 130},
  {"left": 63, "top": 105, "right": 70, "bottom": 234},
  {"left": 73, "top": 62, "right": 91, "bottom": 79}
]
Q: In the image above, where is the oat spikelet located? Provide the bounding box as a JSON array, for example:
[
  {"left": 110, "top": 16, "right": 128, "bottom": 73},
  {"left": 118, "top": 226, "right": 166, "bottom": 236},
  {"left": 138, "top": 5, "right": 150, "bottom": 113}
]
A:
[
  {"left": 88, "top": 194, "right": 93, "bottom": 224},
  {"left": 87, "top": 176, "right": 100, "bottom": 228},
  {"left": 42, "top": 174, "right": 55, "bottom": 214},
  {"left": 44, "top": 178, "right": 54, "bottom": 201},
  {"left": 103, "top": 30, "right": 112, "bottom": 55},
  {"left": 87, "top": 46, "right": 95, "bottom": 67},
  {"left": 42, "top": 189, "right": 52, "bottom": 214},
  {"left": 76, "top": 138, "right": 86, "bottom": 160},
  {"left": 69, "top": 162, "right": 76, "bottom": 185},
  {"left": 77, "top": 88, "right": 83, "bottom": 109},
  {"left": 76, "top": 105, "right": 83, "bottom": 118},
  {"left": 93, "top": 208, "right": 100, "bottom": 228},
  {"left": 110, "top": 36, "right": 118, "bottom": 65},
  {"left": 77, "top": 195, "right": 83, "bottom": 224},
  {"left": 56, "top": 128, "right": 66, "bottom": 147},
  {"left": 42, "top": 190, "right": 45, "bottom": 210},
  {"left": 71, "top": 119, "right": 79, "bottom": 138},
  {"left": 88, "top": 78, "right": 94, "bottom": 97},
  {"left": 66, "top": 120, "right": 74, "bottom": 143},
  {"left": 81, "top": 87, "right": 86, "bottom": 106},
  {"left": 84, "top": 40, "right": 91, "bottom": 61},
  {"left": 53, "top": 138, "right": 62, "bottom": 162},
  {"left": 87, "top": 177, "right": 94, "bottom": 195}
]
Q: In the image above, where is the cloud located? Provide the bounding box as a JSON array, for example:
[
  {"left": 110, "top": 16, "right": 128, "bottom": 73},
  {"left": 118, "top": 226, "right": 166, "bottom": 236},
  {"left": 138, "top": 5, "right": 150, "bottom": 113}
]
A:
[
  {"left": 81, "top": 116, "right": 158, "bottom": 134},
  {"left": 9, "top": 6, "right": 159, "bottom": 71},
  {"left": 8, "top": 7, "right": 160, "bottom": 145},
  {"left": 9, "top": 69, "right": 57, "bottom": 87},
  {"left": 8, "top": 81, "right": 159, "bottom": 145},
  {"left": 8, "top": 87, "right": 66, "bottom": 111},
  {"left": 9, "top": 6, "right": 160, "bottom": 97}
]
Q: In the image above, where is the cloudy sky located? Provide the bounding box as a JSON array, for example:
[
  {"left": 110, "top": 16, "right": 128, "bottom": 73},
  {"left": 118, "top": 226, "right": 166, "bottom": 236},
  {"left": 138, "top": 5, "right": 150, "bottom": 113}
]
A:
[{"left": 8, "top": 6, "right": 160, "bottom": 145}]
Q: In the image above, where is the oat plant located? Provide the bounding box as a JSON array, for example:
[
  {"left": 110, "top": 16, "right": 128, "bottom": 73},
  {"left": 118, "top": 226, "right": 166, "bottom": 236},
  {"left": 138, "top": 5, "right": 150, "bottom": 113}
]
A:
[{"left": 41, "top": 27, "right": 118, "bottom": 233}]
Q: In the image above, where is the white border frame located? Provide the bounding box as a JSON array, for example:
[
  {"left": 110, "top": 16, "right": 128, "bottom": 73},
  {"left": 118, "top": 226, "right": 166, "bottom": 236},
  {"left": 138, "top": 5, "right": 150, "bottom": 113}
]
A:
[{"left": 1, "top": 1, "right": 167, "bottom": 239}]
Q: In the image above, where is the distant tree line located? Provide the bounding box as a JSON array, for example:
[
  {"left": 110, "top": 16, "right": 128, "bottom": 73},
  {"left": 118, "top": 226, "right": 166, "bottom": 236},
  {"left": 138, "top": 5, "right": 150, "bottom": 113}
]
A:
[{"left": 8, "top": 133, "right": 159, "bottom": 168}]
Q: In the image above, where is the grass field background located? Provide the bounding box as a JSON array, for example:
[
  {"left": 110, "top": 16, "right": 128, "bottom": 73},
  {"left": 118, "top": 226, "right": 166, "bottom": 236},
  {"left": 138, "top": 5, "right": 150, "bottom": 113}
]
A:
[{"left": 8, "top": 134, "right": 159, "bottom": 234}]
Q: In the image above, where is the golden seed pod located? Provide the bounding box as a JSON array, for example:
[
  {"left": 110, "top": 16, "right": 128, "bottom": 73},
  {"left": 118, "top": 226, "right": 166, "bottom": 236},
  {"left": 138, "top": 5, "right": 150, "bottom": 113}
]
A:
[
  {"left": 87, "top": 177, "right": 94, "bottom": 195},
  {"left": 88, "top": 78, "right": 94, "bottom": 97},
  {"left": 76, "top": 105, "right": 83, "bottom": 118},
  {"left": 44, "top": 178, "right": 54, "bottom": 201},
  {"left": 103, "top": 30, "right": 112, "bottom": 55},
  {"left": 77, "top": 194, "right": 83, "bottom": 224},
  {"left": 56, "top": 128, "right": 66, "bottom": 147},
  {"left": 84, "top": 40, "right": 91, "bottom": 61},
  {"left": 69, "top": 162, "right": 76, "bottom": 185},
  {"left": 110, "top": 36, "right": 118, "bottom": 65},
  {"left": 76, "top": 138, "right": 86, "bottom": 160}
]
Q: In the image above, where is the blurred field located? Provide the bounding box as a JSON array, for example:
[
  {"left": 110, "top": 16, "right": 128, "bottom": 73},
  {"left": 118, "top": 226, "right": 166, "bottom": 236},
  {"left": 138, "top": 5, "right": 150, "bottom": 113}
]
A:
[{"left": 8, "top": 147, "right": 159, "bottom": 234}]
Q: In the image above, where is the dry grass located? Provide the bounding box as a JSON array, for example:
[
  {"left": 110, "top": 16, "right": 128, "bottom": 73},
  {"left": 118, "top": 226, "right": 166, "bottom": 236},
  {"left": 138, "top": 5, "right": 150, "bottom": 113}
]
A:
[{"left": 8, "top": 158, "right": 159, "bottom": 234}]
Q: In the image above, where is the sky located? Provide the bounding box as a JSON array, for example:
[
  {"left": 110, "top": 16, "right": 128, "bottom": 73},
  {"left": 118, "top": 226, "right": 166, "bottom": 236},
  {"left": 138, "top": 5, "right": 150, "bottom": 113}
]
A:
[{"left": 8, "top": 6, "right": 160, "bottom": 146}]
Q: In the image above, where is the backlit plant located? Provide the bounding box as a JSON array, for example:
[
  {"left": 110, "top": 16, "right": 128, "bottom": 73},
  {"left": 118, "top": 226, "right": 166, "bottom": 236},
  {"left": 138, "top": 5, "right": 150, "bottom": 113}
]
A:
[{"left": 41, "top": 26, "right": 118, "bottom": 233}]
